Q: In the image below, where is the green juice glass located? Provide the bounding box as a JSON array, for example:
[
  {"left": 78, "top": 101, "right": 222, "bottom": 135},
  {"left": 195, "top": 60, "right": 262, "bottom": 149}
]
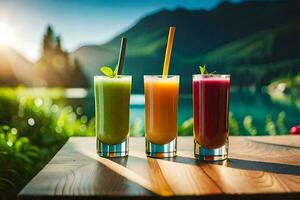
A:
[{"left": 94, "top": 75, "right": 132, "bottom": 157}]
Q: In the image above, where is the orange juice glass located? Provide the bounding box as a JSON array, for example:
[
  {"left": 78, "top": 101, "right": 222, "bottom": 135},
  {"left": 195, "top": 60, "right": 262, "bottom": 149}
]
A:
[{"left": 144, "top": 75, "right": 179, "bottom": 158}]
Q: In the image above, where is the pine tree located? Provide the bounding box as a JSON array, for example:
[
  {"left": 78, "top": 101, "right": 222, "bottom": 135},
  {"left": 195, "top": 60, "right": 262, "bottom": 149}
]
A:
[
  {"left": 36, "top": 25, "right": 88, "bottom": 88},
  {"left": 42, "top": 25, "right": 54, "bottom": 53}
]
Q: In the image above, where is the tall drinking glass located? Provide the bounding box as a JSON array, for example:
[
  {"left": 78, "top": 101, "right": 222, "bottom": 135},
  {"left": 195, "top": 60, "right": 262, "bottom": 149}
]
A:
[
  {"left": 94, "top": 75, "right": 131, "bottom": 157},
  {"left": 144, "top": 75, "right": 179, "bottom": 158},
  {"left": 193, "top": 74, "right": 230, "bottom": 161}
]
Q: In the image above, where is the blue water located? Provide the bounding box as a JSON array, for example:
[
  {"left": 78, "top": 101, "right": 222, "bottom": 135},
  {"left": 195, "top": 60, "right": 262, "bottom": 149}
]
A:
[{"left": 81, "top": 89, "right": 300, "bottom": 135}]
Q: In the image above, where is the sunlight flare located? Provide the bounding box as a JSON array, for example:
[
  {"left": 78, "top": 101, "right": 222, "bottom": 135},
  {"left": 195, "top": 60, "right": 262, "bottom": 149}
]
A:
[{"left": 0, "top": 22, "right": 15, "bottom": 46}]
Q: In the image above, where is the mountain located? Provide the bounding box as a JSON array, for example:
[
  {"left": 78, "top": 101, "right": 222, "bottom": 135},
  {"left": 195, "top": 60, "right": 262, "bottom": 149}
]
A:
[
  {"left": 0, "top": 47, "right": 34, "bottom": 86},
  {"left": 200, "top": 23, "right": 300, "bottom": 86},
  {"left": 71, "top": 45, "right": 117, "bottom": 79},
  {"left": 72, "top": 0, "right": 300, "bottom": 93}
]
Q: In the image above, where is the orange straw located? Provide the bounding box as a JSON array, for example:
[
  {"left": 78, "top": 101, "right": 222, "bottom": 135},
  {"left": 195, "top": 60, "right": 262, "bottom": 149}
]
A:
[{"left": 162, "top": 26, "right": 176, "bottom": 77}]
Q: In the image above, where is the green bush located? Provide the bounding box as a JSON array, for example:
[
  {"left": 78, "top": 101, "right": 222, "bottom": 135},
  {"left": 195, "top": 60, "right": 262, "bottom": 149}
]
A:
[
  {"left": 0, "top": 88, "right": 94, "bottom": 199},
  {"left": 178, "top": 117, "right": 193, "bottom": 136},
  {"left": 0, "top": 125, "right": 41, "bottom": 199},
  {"left": 177, "top": 111, "right": 288, "bottom": 136}
]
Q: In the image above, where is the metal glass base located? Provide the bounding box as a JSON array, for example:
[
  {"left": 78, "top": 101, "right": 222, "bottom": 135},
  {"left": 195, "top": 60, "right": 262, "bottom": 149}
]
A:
[
  {"left": 97, "top": 138, "right": 128, "bottom": 157},
  {"left": 194, "top": 138, "right": 228, "bottom": 161},
  {"left": 146, "top": 138, "right": 177, "bottom": 158}
]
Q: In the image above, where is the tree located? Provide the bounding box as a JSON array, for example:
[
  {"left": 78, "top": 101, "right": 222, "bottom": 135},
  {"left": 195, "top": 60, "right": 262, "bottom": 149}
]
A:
[
  {"left": 42, "top": 25, "right": 54, "bottom": 53},
  {"left": 36, "top": 25, "right": 88, "bottom": 88}
]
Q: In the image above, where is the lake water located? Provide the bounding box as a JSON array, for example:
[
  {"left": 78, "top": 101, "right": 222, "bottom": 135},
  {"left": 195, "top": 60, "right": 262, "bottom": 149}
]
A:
[{"left": 80, "top": 89, "right": 300, "bottom": 135}]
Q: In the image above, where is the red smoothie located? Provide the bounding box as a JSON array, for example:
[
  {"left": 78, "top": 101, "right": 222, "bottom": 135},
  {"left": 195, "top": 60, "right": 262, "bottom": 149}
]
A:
[{"left": 193, "top": 75, "right": 230, "bottom": 149}]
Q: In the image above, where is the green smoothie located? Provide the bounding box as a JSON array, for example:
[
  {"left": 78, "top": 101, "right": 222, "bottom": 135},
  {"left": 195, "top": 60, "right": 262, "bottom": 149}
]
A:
[{"left": 94, "top": 75, "right": 131, "bottom": 145}]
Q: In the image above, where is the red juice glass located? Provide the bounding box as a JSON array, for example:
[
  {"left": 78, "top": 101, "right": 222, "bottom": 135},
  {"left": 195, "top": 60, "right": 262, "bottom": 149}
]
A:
[{"left": 193, "top": 74, "right": 230, "bottom": 161}]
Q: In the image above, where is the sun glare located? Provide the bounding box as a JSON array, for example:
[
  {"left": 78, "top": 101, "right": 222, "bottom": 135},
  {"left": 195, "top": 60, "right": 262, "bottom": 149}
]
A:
[{"left": 0, "top": 22, "right": 15, "bottom": 47}]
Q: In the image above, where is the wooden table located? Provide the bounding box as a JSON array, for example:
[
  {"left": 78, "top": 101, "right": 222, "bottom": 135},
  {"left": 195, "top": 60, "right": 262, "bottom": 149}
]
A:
[{"left": 18, "top": 136, "right": 300, "bottom": 200}]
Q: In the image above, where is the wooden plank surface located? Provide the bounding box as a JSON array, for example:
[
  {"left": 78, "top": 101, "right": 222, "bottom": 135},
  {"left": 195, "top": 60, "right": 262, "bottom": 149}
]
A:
[{"left": 18, "top": 136, "right": 300, "bottom": 199}]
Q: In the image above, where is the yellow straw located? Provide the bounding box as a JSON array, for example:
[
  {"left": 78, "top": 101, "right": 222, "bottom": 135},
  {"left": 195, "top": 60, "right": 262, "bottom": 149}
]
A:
[{"left": 162, "top": 26, "right": 176, "bottom": 77}]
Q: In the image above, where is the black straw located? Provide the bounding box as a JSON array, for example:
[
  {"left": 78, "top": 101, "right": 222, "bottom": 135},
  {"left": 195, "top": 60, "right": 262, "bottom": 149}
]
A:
[{"left": 117, "top": 37, "right": 127, "bottom": 75}]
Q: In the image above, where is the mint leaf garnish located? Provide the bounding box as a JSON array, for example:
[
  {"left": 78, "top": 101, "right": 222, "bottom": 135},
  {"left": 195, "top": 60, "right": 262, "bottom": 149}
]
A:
[
  {"left": 199, "top": 65, "right": 216, "bottom": 75},
  {"left": 199, "top": 65, "right": 207, "bottom": 75},
  {"left": 100, "top": 66, "right": 116, "bottom": 78}
]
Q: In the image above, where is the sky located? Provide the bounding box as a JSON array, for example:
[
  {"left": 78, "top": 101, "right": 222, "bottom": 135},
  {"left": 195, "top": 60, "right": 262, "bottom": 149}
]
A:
[{"left": 0, "top": 0, "right": 241, "bottom": 61}]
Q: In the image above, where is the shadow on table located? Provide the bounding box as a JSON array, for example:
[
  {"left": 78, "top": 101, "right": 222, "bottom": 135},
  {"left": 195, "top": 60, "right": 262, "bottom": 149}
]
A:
[
  {"left": 170, "top": 156, "right": 300, "bottom": 176},
  {"left": 108, "top": 155, "right": 300, "bottom": 176},
  {"left": 226, "top": 158, "right": 300, "bottom": 175},
  {"left": 247, "top": 138, "right": 300, "bottom": 150}
]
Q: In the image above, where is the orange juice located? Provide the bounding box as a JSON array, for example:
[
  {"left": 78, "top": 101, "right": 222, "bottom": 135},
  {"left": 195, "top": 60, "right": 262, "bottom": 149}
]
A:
[{"left": 144, "top": 75, "right": 179, "bottom": 144}]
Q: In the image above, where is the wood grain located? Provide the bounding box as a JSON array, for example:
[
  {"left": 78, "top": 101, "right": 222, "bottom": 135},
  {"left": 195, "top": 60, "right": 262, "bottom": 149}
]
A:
[{"left": 18, "top": 136, "right": 300, "bottom": 199}]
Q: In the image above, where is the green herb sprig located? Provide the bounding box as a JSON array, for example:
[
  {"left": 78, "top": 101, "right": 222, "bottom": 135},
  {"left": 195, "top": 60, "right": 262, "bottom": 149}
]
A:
[
  {"left": 99, "top": 37, "right": 127, "bottom": 78},
  {"left": 199, "top": 65, "right": 216, "bottom": 75},
  {"left": 99, "top": 66, "right": 118, "bottom": 78}
]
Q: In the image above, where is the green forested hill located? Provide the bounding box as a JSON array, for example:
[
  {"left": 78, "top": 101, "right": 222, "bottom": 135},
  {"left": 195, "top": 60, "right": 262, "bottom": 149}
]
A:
[
  {"left": 200, "top": 23, "right": 300, "bottom": 87},
  {"left": 72, "top": 0, "right": 300, "bottom": 93}
]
